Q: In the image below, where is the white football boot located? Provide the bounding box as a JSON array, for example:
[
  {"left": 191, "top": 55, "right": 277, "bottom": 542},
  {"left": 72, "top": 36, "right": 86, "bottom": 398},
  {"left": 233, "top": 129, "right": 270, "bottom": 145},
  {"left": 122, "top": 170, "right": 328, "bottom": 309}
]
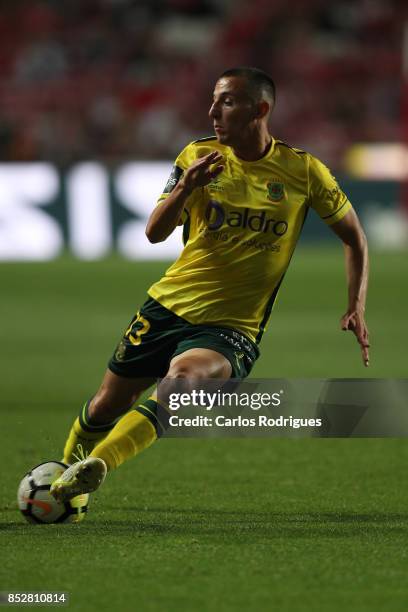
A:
[{"left": 50, "top": 455, "right": 107, "bottom": 502}]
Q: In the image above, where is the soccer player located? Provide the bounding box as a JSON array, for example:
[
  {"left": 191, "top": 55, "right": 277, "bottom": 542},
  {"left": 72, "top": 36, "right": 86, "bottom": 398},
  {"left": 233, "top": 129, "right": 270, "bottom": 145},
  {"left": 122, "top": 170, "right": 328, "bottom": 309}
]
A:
[{"left": 51, "top": 67, "right": 369, "bottom": 501}]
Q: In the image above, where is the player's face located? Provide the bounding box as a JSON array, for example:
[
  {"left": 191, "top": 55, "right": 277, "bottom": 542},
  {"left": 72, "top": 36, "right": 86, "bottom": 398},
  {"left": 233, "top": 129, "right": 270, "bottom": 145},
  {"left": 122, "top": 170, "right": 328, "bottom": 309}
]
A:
[{"left": 209, "top": 77, "right": 257, "bottom": 146}]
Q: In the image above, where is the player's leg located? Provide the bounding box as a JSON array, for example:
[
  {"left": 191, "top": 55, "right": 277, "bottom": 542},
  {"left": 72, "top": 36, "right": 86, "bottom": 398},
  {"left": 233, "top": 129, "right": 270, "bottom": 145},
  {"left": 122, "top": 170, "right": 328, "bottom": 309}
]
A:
[
  {"left": 62, "top": 369, "right": 155, "bottom": 465},
  {"left": 51, "top": 348, "right": 231, "bottom": 501},
  {"left": 89, "top": 348, "right": 232, "bottom": 471},
  {"left": 51, "top": 370, "right": 154, "bottom": 501},
  {"left": 51, "top": 297, "right": 172, "bottom": 501}
]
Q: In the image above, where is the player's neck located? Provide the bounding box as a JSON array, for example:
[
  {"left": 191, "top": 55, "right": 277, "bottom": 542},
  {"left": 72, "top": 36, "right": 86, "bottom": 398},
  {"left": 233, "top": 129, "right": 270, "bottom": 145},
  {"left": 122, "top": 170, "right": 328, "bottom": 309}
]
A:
[{"left": 232, "top": 131, "right": 272, "bottom": 162}]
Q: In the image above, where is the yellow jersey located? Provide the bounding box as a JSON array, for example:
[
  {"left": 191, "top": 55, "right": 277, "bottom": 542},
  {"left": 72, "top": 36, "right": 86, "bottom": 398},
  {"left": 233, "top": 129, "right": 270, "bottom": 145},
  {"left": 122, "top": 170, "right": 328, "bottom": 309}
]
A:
[{"left": 148, "top": 136, "right": 351, "bottom": 344}]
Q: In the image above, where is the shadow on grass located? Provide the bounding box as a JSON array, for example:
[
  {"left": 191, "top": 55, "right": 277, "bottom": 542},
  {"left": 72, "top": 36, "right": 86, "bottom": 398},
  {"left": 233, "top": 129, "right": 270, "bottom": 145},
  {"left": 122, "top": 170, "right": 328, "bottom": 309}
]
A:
[{"left": 2, "top": 510, "right": 408, "bottom": 539}]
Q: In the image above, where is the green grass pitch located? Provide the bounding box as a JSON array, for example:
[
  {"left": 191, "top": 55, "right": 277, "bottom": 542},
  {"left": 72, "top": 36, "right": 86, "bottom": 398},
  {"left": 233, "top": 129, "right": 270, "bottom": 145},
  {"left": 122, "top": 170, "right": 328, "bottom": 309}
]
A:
[{"left": 1, "top": 247, "right": 407, "bottom": 611}]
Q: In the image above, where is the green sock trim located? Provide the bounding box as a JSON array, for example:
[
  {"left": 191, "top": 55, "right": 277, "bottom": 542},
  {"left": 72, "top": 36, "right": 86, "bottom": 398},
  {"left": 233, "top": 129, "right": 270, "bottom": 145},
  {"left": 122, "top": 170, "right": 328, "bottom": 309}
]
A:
[{"left": 135, "top": 399, "right": 169, "bottom": 437}]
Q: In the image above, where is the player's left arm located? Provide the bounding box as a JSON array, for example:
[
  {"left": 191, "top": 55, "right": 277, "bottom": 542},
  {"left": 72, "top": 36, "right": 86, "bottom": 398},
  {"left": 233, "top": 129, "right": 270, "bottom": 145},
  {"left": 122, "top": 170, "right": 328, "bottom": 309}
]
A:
[
  {"left": 308, "top": 155, "right": 369, "bottom": 366},
  {"left": 330, "top": 208, "right": 370, "bottom": 367}
]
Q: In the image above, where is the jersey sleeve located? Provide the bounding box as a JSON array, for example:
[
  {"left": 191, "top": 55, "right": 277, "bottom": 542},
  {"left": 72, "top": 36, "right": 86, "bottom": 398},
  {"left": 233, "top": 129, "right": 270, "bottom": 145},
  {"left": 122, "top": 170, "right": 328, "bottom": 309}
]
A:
[
  {"left": 156, "top": 143, "right": 201, "bottom": 224},
  {"left": 308, "top": 155, "right": 352, "bottom": 225}
]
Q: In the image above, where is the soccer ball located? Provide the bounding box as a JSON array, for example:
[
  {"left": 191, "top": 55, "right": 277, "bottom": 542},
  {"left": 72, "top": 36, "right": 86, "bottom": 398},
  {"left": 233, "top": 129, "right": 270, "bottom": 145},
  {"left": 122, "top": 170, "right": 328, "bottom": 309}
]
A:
[{"left": 17, "top": 461, "right": 89, "bottom": 524}]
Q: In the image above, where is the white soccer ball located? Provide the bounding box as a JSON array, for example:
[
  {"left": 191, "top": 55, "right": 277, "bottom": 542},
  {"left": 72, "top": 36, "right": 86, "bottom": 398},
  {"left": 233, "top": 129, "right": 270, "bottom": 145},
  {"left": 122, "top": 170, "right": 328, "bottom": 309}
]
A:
[{"left": 17, "top": 461, "right": 89, "bottom": 524}]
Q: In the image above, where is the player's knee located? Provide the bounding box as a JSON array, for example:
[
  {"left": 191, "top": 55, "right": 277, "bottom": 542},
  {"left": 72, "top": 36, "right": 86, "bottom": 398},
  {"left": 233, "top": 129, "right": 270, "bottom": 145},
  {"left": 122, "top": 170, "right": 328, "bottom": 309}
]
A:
[
  {"left": 168, "top": 349, "right": 232, "bottom": 380},
  {"left": 168, "top": 362, "right": 231, "bottom": 380},
  {"left": 158, "top": 366, "right": 199, "bottom": 401},
  {"left": 166, "top": 363, "right": 204, "bottom": 380}
]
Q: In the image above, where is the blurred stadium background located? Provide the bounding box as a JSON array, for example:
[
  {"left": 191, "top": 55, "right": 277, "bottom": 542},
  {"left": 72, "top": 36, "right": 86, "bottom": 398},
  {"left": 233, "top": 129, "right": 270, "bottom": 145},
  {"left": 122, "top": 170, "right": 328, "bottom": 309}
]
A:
[
  {"left": 2, "top": 3, "right": 408, "bottom": 611},
  {"left": 0, "top": 0, "right": 407, "bottom": 260},
  {"left": 0, "top": 0, "right": 404, "bottom": 165}
]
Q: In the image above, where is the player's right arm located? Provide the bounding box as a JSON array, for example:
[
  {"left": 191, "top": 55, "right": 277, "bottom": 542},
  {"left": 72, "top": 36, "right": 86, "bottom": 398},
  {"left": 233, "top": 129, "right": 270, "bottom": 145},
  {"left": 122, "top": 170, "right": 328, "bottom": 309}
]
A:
[{"left": 145, "top": 151, "right": 224, "bottom": 243}]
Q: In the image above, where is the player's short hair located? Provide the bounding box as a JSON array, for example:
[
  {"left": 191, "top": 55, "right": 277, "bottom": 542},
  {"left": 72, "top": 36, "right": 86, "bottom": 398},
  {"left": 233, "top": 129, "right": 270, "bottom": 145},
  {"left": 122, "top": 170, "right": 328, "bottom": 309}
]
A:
[{"left": 218, "top": 67, "right": 276, "bottom": 106}]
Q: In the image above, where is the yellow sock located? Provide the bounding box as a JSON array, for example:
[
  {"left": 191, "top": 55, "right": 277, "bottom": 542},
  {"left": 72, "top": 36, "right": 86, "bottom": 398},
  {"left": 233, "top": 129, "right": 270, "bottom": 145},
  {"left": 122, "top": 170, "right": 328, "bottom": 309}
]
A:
[
  {"left": 62, "top": 402, "right": 120, "bottom": 465},
  {"left": 90, "top": 411, "right": 157, "bottom": 471},
  {"left": 89, "top": 397, "right": 167, "bottom": 471}
]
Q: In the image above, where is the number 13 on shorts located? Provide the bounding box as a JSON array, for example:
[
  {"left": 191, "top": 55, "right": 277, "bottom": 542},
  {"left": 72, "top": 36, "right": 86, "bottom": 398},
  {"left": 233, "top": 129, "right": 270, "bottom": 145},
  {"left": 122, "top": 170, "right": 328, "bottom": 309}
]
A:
[{"left": 125, "top": 313, "right": 151, "bottom": 346}]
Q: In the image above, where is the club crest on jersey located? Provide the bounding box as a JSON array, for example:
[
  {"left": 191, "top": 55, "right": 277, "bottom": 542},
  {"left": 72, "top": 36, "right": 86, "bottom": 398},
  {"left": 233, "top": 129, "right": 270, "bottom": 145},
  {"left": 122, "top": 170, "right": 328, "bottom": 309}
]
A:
[{"left": 267, "top": 181, "right": 285, "bottom": 202}]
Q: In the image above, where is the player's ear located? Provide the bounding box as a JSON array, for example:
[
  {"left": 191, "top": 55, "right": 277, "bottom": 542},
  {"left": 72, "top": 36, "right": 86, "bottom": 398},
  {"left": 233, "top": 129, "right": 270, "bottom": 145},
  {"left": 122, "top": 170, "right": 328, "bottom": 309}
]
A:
[{"left": 255, "top": 100, "right": 270, "bottom": 120}]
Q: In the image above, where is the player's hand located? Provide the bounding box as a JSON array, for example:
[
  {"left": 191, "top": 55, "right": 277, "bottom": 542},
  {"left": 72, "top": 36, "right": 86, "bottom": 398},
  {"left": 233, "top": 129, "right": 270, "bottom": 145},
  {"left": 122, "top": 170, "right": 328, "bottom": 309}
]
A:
[
  {"left": 340, "top": 308, "right": 370, "bottom": 367},
  {"left": 180, "top": 151, "right": 224, "bottom": 192}
]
